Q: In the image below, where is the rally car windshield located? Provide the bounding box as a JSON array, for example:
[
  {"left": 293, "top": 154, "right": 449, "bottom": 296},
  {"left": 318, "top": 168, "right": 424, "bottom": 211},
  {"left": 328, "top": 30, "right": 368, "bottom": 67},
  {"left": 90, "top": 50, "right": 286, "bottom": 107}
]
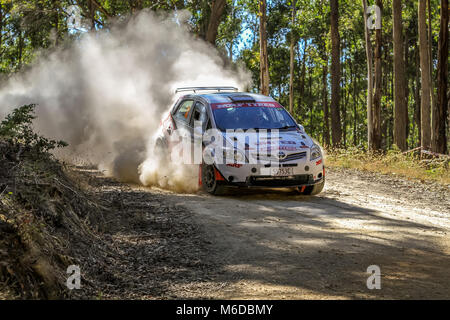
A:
[{"left": 212, "top": 105, "right": 297, "bottom": 131}]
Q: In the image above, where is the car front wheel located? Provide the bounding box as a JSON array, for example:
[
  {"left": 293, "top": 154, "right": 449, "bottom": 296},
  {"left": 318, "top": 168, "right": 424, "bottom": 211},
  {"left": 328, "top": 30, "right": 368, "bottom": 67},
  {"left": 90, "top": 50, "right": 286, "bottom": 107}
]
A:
[{"left": 201, "top": 164, "right": 226, "bottom": 195}]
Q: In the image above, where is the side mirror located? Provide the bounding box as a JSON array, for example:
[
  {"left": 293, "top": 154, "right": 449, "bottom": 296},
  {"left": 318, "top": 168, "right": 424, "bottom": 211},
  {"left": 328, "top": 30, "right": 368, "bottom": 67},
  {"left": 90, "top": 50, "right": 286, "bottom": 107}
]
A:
[{"left": 296, "top": 123, "right": 305, "bottom": 132}]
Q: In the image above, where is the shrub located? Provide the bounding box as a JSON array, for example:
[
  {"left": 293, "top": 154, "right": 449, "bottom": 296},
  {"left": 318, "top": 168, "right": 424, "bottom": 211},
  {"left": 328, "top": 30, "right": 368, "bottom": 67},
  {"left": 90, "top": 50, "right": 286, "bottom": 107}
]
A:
[{"left": 0, "top": 104, "right": 67, "bottom": 155}]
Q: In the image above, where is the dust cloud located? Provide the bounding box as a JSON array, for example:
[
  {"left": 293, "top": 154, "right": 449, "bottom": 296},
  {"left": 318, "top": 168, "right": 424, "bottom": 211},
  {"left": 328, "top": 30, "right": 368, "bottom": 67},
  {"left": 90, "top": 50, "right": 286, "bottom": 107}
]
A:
[{"left": 0, "top": 10, "right": 251, "bottom": 192}]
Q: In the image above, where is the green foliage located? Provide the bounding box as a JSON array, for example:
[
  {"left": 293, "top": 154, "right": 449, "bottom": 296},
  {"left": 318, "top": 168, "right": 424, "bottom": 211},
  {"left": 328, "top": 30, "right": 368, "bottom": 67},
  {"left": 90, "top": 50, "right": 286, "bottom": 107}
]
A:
[
  {"left": 326, "top": 147, "right": 450, "bottom": 184},
  {"left": 0, "top": 104, "right": 68, "bottom": 154},
  {"left": 0, "top": 0, "right": 447, "bottom": 152}
]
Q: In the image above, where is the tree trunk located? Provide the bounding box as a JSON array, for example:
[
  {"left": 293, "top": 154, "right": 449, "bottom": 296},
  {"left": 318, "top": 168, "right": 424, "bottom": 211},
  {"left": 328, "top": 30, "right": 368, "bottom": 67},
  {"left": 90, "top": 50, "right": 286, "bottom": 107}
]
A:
[
  {"left": 342, "top": 56, "right": 347, "bottom": 148},
  {"left": 205, "top": 0, "right": 227, "bottom": 46},
  {"left": 259, "top": 0, "right": 270, "bottom": 95},
  {"left": 289, "top": 0, "right": 297, "bottom": 114},
  {"left": 362, "top": 0, "right": 373, "bottom": 149},
  {"left": 53, "top": 2, "right": 59, "bottom": 46},
  {"left": 88, "top": 0, "right": 96, "bottom": 30},
  {"left": 330, "top": 0, "right": 342, "bottom": 147},
  {"left": 433, "top": 0, "right": 448, "bottom": 153},
  {"left": 0, "top": 3, "right": 3, "bottom": 61},
  {"left": 18, "top": 31, "right": 24, "bottom": 70},
  {"left": 130, "top": 0, "right": 143, "bottom": 13},
  {"left": 319, "top": 0, "right": 330, "bottom": 147},
  {"left": 308, "top": 67, "right": 313, "bottom": 133},
  {"left": 415, "top": 42, "right": 422, "bottom": 147},
  {"left": 322, "top": 63, "right": 330, "bottom": 147},
  {"left": 393, "top": 0, "right": 408, "bottom": 150},
  {"left": 372, "top": 0, "right": 382, "bottom": 150},
  {"left": 428, "top": 0, "right": 436, "bottom": 139},
  {"left": 299, "top": 40, "right": 307, "bottom": 108},
  {"left": 354, "top": 71, "right": 359, "bottom": 146},
  {"left": 419, "top": 0, "right": 432, "bottom": 149},
  {"left": 404, "top": 23, "right": 410, "bottom": 147}
]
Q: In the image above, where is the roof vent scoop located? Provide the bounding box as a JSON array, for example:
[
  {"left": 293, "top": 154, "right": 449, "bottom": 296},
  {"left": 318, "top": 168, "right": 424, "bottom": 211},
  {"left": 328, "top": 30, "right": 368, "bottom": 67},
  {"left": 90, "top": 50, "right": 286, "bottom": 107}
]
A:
[{"left": 228, "top": 95, "right": 255, "bottom": 103}]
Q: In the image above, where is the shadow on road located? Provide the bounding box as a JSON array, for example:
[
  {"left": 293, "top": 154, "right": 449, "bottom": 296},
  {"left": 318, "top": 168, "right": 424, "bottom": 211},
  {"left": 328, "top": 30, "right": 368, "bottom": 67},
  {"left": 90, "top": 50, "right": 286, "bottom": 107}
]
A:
[
  {"left": 77, "top": 167, "right": 450, "bottom": 299},
  {"left": 162, "top": 187, "right": 450, "bottom": 299}
]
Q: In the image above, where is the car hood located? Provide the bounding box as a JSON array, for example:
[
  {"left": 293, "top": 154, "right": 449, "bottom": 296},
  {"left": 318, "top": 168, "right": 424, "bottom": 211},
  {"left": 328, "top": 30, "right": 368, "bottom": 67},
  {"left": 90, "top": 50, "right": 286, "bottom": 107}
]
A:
[{"left": 222, "top": 129, "right": 315, "bottom": 153}]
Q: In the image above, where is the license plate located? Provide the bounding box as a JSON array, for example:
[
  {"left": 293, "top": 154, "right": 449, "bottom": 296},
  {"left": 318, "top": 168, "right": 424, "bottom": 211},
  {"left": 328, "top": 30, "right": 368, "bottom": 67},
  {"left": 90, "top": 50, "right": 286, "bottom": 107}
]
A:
[{"left": 269, "top": 167, "right": 294, "bottom": 176}]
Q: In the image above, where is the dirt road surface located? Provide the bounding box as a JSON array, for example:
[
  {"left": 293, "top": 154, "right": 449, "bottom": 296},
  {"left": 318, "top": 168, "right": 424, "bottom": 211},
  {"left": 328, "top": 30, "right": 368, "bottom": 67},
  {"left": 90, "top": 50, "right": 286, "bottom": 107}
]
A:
[{"left": 78, "top": 166, "right": 450, "bottom": 300}]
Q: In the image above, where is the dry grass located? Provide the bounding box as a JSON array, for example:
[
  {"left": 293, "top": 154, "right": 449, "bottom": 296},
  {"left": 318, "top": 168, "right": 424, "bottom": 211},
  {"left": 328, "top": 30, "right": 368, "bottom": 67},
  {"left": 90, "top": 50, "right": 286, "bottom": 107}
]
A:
[{"left": 325, "top": 147, "right": 450, "bottom": 185}]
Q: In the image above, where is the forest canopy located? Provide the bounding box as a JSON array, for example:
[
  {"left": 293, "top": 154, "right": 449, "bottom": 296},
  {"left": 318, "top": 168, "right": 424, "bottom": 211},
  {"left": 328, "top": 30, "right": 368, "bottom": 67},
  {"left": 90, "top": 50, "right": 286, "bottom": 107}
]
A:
[{"left": 0, "top": 0, "right": 448, "bottom": 153}]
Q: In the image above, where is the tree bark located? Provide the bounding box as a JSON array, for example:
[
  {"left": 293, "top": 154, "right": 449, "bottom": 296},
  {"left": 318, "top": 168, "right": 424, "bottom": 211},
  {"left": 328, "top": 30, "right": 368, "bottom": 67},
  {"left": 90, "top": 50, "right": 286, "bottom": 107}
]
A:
[
  {"left": 362, "top": 0, "right": 373, "bottom": 149},
  {"left": 322, "top": 62, "right": 330, "bottom": 147},
  {"left": 432, "top": 0, "right": 448, "bottom": 153},
  {"left": 88, "top": 0, "right": 96, "bottom": 30},
  {"left": 415, "top": 41, "right": 422, "bottom": 147},
  {"left": 330, "top": 0, "right": 342, "bottom": 147},
  {"left": 428, "top": 0, "right": 436, "bottom": 138},
  {"left": 393, "top": 0, "right": 408, "bottom": 150},
  {"left": 259, "top": 0, "right": 270, "bottom": 95},
  {"left": 53, "top": 2, "right": 59, "bottom": 46},
  {"left": 205, "top": 0, "right": 227, "bottom": 46},
  {"left": 419, "top": 0, "right": 432, "bottom": 149},
  {"left": 372, "top": 0, "right": 382, "bottom": 150},
  {"left": 289, "top": 0, "right": 297, "bottom": 114},
  {"left": 130, "top": 0, "right": 143, "bottom": 13},
  {"left": 18, "top": 30, "right": 23, "bottom": 70},
  {"left": 0, "top": 3, "right": 3, "bottom": 60}
]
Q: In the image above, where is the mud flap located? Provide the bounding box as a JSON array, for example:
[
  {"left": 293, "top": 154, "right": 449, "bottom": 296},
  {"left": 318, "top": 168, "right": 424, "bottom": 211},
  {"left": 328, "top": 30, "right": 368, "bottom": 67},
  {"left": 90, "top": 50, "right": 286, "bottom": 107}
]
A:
[{"left": 214, "top": 166, "right": 225, "bottom": 181}]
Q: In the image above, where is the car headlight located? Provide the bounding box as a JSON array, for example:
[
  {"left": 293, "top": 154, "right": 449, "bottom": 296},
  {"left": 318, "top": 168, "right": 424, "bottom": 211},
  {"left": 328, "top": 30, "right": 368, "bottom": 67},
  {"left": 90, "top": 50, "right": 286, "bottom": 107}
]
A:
[
  {"left": 310, "top": 144, "right": 322, "bottom": 161},
  {"left": 223, "top": 147, "right": 246, "bottom": 164}
]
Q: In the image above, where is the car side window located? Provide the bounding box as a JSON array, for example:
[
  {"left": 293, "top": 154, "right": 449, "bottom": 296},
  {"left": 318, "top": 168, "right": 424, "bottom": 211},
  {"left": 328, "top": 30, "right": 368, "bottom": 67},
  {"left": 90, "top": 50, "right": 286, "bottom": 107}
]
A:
[
  {"left": 190, "top": 102, "right": 207, "bottom": 127},
  {"left": 174, "top": 100, "right": 194, "bottom": 123}
]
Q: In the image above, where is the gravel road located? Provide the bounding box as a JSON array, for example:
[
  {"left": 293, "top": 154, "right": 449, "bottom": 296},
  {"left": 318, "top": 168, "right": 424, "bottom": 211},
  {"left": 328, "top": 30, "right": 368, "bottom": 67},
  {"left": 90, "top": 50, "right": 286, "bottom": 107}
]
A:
[
  {"left": 76, "top": 166, "right": 449, "bottom": 299},
  {"left": 156, "top": 167, "right": 450, "bottom": 299}
]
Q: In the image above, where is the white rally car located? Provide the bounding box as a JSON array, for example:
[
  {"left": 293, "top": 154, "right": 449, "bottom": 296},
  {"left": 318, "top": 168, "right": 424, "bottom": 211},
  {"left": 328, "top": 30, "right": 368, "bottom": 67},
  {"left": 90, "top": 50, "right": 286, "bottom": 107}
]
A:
[{"left": 155, "top": 87, "right": 325, "bottom": 195}]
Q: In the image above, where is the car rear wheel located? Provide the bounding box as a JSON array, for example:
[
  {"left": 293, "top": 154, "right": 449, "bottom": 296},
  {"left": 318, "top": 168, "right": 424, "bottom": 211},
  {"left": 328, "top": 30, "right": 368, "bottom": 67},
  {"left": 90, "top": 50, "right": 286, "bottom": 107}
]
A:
[
  {"left": 297, "top": 178, "right": 325, "bottom": 196},
  {"left": 201, "top": 164, "right": 226, "bottom": 195}
]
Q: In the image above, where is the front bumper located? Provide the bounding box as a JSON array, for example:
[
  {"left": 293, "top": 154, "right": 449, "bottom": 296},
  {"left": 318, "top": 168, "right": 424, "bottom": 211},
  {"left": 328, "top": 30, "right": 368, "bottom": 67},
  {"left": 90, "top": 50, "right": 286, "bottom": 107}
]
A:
[{"left": 216, "top": 158, "right": 324, "bottom": 188}]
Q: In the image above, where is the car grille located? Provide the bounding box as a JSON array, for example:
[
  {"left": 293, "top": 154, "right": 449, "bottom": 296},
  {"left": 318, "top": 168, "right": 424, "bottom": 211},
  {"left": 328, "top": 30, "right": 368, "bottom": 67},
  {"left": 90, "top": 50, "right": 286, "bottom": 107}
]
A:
[
  {"left": 282, "top": 151, "right": 307, "bottom": 162},
  {"left": 251, "top": 151, "right": 307, "bottom": 163},
  {"left": 247, "top": 174, "right": 314, "bottom": 187}
]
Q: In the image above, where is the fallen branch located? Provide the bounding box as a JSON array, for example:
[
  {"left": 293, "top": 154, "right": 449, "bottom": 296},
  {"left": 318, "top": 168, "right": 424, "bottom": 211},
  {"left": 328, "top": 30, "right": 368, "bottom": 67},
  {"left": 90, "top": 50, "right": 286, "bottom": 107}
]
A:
[
  {"left": 0, "top": 185, "right": 7, "bottom": 199},
  {"left": 402, "top": 146, "right": 423, "bottom": 154},
  {"left": 421, "top": 149, "right": 450, "bottom": 159},
  {"left": 52, "top": 177, "right": 109, "bottom": 211}
]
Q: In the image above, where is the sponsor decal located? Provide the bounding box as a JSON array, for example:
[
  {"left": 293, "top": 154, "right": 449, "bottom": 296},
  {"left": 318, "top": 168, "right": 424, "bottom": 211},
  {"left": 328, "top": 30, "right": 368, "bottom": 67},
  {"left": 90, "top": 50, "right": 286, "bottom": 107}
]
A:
[
  {"left": 227, "top": 163, "right": 243, "bottom": 168},
  {"left": 211, "top": 102, "right": 282, "bottom": 110}
]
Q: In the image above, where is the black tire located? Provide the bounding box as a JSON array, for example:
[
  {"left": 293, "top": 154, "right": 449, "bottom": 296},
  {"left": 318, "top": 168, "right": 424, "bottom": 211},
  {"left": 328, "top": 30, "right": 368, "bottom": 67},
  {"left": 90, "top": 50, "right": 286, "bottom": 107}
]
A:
[
  {"left": 298, "top": 178, "right": 325, "bottom": 196},
  {"left": 201, "top": 164, "right": 226, "bottom": 195}
]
